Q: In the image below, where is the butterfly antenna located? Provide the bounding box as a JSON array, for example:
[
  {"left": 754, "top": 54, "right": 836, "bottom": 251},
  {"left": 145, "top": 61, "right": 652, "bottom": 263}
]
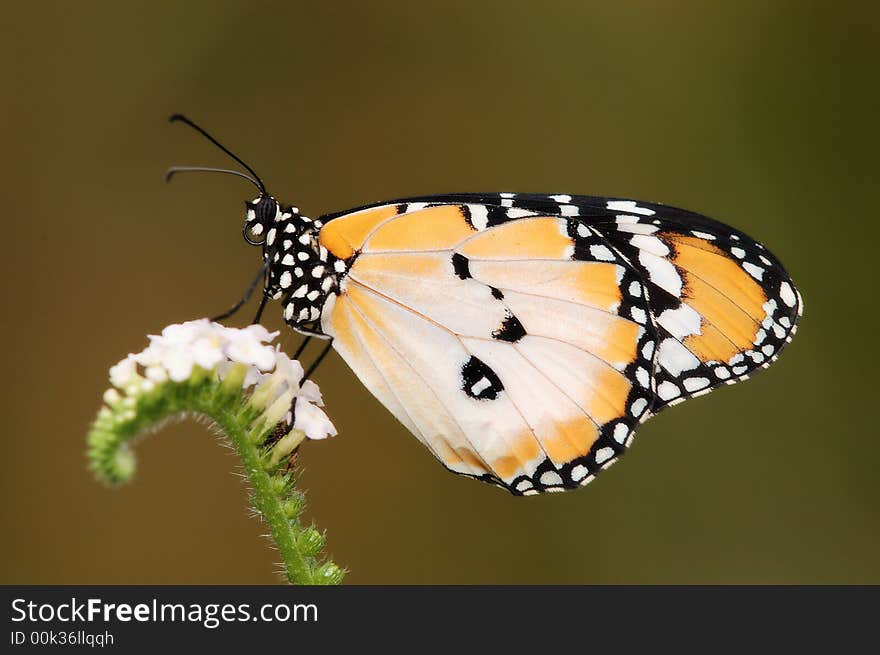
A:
[
  {"left": 164, "top": 166, "right": 263, "bottom": 192},
  {"left": 168, "top": 114, "right": 267, "bottom": 194}
]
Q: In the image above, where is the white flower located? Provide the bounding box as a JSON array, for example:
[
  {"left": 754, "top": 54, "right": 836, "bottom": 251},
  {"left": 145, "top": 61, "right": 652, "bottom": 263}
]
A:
[
  {"left": 272, "top": 348, "right": 304, "bottom": 389},
  {"left": 221, "top": 324, "right": 279, "bottom": 371},
  {"left": 190, "top": 334, "right": 226, "bottom": 370},
  {"left": 294, "top": 396, "right": 337, "bottom": 440},
  {"left": 109, "top": 356, "right": 138, "bottom": 388},
  {"left": 299, "top": 379, "right": 323, "bottom": 406},
  {"left": 144, "top": 365, "right": 168, "bottom": 383},
  {"left": 163, "top": 348, "right": 195, "bottom": 383},
  {"left": 106, "top": 319, "right": 336, "bottom": 442}
]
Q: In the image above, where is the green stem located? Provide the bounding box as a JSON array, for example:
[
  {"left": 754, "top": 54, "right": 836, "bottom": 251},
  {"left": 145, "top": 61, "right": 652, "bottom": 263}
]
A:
[
  {"left": 213, "top": 404, "right": 314, "bottom": 584},
  {"left": 86, "top": 372, "right": 344, "bottom": 585}
]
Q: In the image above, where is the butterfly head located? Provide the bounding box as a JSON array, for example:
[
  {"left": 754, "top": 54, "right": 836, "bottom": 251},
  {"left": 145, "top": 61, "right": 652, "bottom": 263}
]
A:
[{"left": 167, "top": 114, "right": 342, "bottom": 334}]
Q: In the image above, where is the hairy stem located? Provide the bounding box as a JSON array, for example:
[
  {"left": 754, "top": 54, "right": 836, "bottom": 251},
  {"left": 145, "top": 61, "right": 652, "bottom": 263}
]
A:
[{"left": 86, "top": 371, "right": 343, "bottom": 585}]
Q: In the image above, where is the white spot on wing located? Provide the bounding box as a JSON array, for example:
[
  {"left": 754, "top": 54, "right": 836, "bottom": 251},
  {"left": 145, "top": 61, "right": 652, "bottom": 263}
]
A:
[
  {"left": 590, "top": 244, "right": 616, "bottom": 261},
  {"left": 595, "top": 447, "right": 615, "bottom": 465},
  {"left": 471, "top": 377, "right": 491, "bottom": 396},
  {"left": 657, "top": 381, "right": 681, "bottom": 400},
  {"left": 616, "top": 220, "right": 659, "bottom": 235},
  {"left": 683, "top": 377, "right": 710, "bottom": 392},
  {"left": 742, "top": 262, "right": 764, "bottom": 280},
  {"left": 657, "top": 305, "right": 702, "bottom": 340},
  {"left": 657, "top": 338, "right": 700, "bottom": 376},
  {"left": 607, "top": 200, "right": 656, "bottom": 216},
  {"left": 779, "top": 281, "right": 797, "bottom": 307},
  {"left": 630, "top": 397, "right": 648, "bottom": 416},
  {"left": 630, "top": 234, "right": 670, "bottom": 257},
  {"left": 468, "top": 204, "right": 489, "bottom": 230},
  {"left": 516, "top": 480, "right": 533, "bottom": 492},
  {"left": 639, "top": 250, "right": 683, "bottom": 297},
  {"left": 506, "top": 207, "right": 536, "bottom": 219},
  {"left": 540, "top": 470, "right": 563, "bottom": 486},
  {"left": 571, "top": 464, "right": 589, "bottom": 481}
]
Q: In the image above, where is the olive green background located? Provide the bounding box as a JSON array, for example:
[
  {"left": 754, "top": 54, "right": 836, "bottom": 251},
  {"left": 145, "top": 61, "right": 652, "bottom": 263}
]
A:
[{"left": 2, "top": 1, "right": 877, "bottom": 584}]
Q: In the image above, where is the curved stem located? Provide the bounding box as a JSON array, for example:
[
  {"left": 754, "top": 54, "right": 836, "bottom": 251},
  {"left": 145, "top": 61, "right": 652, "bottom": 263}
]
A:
[{"left": 86, "top": 373, "right": 343, "bottom": 585}]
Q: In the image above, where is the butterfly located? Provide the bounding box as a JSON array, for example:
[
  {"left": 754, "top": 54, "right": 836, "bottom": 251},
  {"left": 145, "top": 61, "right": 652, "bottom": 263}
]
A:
[{"left": 168, "top": 115, "right": 803, "bottom": 495}]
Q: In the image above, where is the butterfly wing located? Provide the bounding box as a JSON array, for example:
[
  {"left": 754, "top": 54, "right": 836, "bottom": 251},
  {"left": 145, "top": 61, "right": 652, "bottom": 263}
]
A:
[
  {"left": 316, "top": 194, "right": 802, "bottom": 493},
  {"left": 318, "top": 202, "right": 657, "bottom": 494}
]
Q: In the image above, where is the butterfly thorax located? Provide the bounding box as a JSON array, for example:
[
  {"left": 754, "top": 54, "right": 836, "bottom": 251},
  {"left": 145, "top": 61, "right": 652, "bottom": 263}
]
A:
[{"left": 245, "top": 197, "right": 345, "bottom": 336}]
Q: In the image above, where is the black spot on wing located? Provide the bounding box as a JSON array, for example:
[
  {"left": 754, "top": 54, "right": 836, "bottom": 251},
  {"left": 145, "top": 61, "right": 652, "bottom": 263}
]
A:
[
  {"left": 490, "top": 286, "right": 504, "bottom": 300},
  {"left": 492, "top": 311, "right": 526, "bottom": 343},
  {"left": 451, "top": 252, "right": 471, "bottom": 279},
  {"left": 461, "top": 356, "right": 504, "bottom": 400},
  {"left": 485, "top": 205, "right": 511, "bottom": 227}
]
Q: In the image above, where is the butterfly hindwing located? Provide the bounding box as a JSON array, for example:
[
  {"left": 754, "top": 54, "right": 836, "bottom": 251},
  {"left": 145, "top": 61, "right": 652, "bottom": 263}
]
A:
[{"left": 319, "top": 202, "right": 656, "bottom": 494}]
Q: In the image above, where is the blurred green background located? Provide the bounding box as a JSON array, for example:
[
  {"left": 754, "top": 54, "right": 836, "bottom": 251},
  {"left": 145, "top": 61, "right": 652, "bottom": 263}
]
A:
[{"left": 1, "top": 1, "right": 877, "bottom": 584}]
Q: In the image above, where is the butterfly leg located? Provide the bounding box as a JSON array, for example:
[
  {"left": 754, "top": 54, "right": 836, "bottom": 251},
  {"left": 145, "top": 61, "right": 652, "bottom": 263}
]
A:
[
  {"left": 282, "top": 339, "right": 334, "bottom": 438},
  {"left": 211, "top": 260, "right": 269, "bottom": 322},
  {"left": 303, "top": 339, "right": 333, "bottom": 382},
  {"left": 251, "top": 294, "right": 269, "bottom": 324},
  {"left": 293, "top": 336, "right": 311, "bottom": 361}
]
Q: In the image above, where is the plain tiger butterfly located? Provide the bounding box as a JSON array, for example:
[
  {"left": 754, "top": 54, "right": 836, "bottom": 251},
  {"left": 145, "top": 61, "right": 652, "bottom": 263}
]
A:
[{"left": 167, "top": 115, "right": 803, "bottom": 496}]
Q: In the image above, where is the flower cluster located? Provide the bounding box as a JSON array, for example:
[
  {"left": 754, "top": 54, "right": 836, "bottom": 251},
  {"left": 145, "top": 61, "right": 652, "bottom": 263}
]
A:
[
  {"left": 105, "top": 319, "right": 336, "bottom": 441},
  {"left": 88, "top": 319, "right": 344, "bottom": 584}
]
